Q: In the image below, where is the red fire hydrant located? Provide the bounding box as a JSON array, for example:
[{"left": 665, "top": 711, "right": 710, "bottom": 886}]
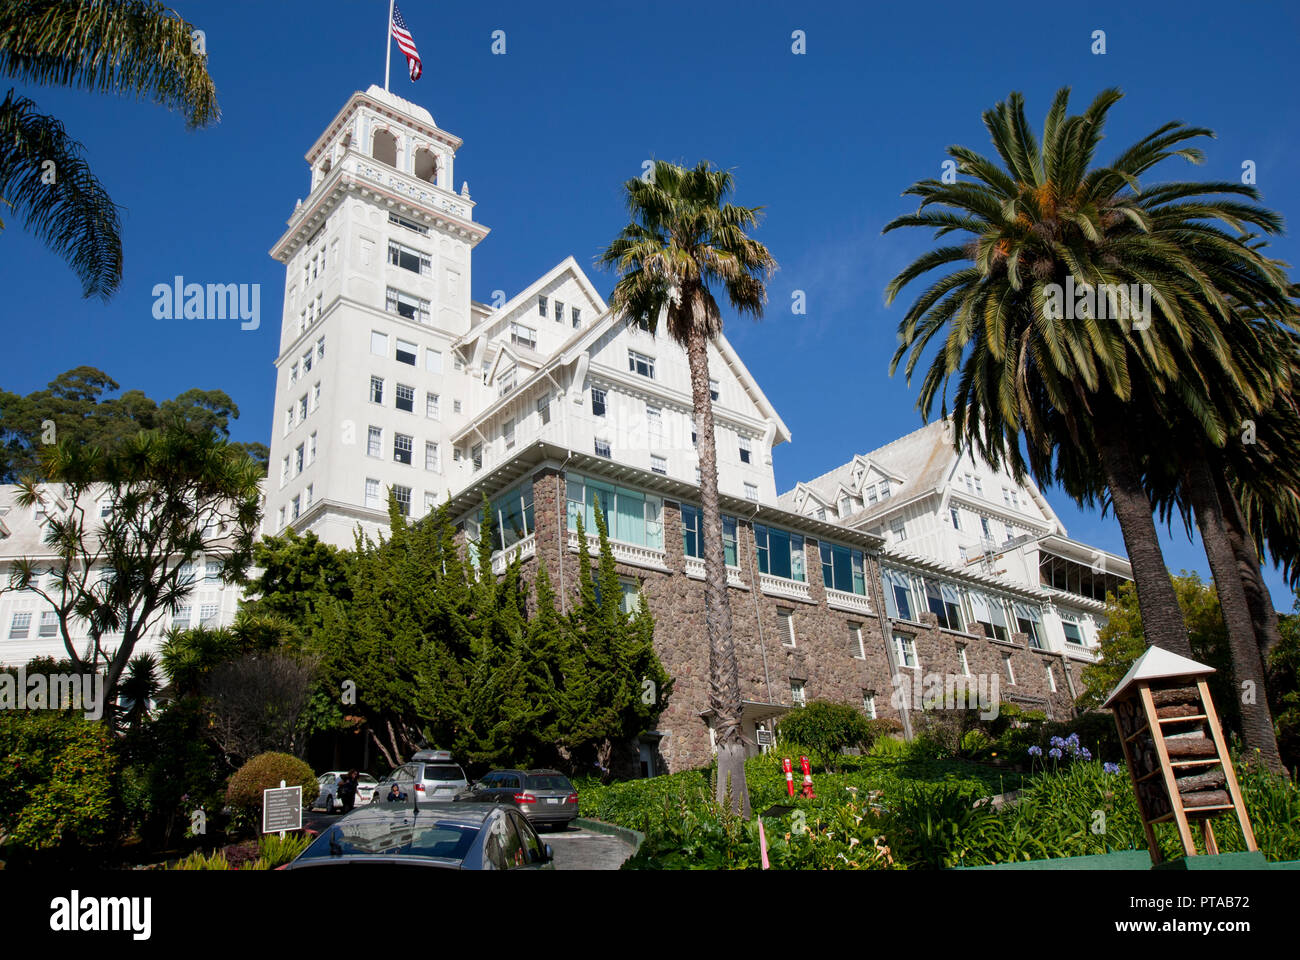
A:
[
  {"left": 799, "top": 755, "right": 816, "bottom": 798},
  {"left": 782, "top": 757, "right": 795, "bottom": 797}
]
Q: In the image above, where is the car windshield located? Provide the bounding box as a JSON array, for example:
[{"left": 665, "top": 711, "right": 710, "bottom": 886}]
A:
[
  {"left": 422, "top": 765, "right": 465, "bottom": 781},
  {"left": 524, "top": 775, "right": 572, "bottom": 791},
  {"left": 299, "top": 818, "right": 478, "bottom": 861},
  {"left": 357, "top": 774, "right": 378, "bottom": 785}
]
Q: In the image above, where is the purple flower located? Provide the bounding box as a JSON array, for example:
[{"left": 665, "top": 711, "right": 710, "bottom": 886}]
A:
[
  {"left": 1027, "top": 745, "right": 1042, "bottom": 757},
  {"left": 1078, "top": 748, "right": 1092, "bottom": 761},
  {"left": 1104, "top": 762, "right": 1122, "bottom": 775},
  {"left": 1048, "top": 747, "right": 1063, "bottom": 759},
  {"left": 1049, "top": 736, "right": 1066, "bottom": 749}
]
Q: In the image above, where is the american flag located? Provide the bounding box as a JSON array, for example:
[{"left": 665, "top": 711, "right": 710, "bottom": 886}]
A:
[{"left": 390, "top": 5, "right": 422, "bottom": 81}]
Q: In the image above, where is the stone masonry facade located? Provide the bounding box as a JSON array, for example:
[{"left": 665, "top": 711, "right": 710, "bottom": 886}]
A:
[{"left": 512, "top": 466, "right": 1078, "bottom": 774}]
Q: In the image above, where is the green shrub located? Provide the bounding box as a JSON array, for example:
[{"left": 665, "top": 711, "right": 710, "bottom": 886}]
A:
[
  {"left": 776, "top": 700, "right": 875, "bottom": 772},
  {"left": 225, "top": 751, "right": 318, "bottom": 827},
  {"left": 0, "top": 711, "right": 118, "bottom": 862}
]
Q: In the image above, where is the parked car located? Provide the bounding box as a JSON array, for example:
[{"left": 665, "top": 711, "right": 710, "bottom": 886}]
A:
[
  {"left": 457, "top": 769, "right": 579, "bottom": 829},
  {"left": 371, "top": 750, "right": 468, "bottom": 804},
  {"left": 314, "top": 772, "right": 377, "bottom": 812},
  {"left": 282, "top": 800, "right": 554, "bottom": 870}
]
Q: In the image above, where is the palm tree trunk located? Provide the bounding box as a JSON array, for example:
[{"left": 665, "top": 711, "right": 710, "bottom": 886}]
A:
[
  {"left": 685, "top": 319, "right": 750, "bottom": 817},
  {"left": 1183, "top": 450, "right": 1284, "bottom": 772},
  {"left": 1092, "top": 410, "right": 1193, "bottom": 658},
  {"left": 1215, "top": 468, "right": 1285, "bottom": 664}
]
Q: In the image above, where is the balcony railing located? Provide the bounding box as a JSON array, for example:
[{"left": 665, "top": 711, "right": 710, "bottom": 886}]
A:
[
  {"left": 567, "top": 533, "right": 669, "bottom": 572},
  {"left": 759, "top": 572, "right": 811, "bottom": 602},
  {"left": 825, "top": 588, "right": 872, "bottom": 615},
  {"left": 683, "top": 556, "right": 747, "bottom": 589},
  {"left": 492, "top": 534, "right": 535, "bottom": 575}
]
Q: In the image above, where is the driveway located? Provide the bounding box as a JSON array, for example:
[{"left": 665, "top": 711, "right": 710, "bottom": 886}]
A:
[{"left": 541, "top": 822, "right": 635, "bottom": 870}]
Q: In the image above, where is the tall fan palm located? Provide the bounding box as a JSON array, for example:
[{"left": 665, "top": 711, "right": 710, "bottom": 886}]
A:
[
  {"left": 0, "top": 0, "right": 219, "bottom": 299},
  {"left": 598, "top": 160, "right": 777, "bottom": 816},
  {"left": 885, "top": 87, "right": 1294, "bottom": 667}
]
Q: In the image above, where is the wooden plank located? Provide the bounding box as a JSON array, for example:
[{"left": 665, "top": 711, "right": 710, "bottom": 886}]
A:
[
  {"left": 1141, "top": 684, "right": 1196, "bottom": 855},
  {"left": 1198, "top": 679, "right": 1257, "bottom": 852},
  {"left": 1115, "top": 703, "right": 1161, "bottom": 865}
]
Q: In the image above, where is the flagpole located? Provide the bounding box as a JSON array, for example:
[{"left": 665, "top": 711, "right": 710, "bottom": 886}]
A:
[{"left": 384, "top": 0, "right": 395, "bottom": 91}]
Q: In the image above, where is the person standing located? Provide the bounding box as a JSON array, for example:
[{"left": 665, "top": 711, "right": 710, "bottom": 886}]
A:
[{"left": 337, "top": 769, "right": 359, "bottom": 813}]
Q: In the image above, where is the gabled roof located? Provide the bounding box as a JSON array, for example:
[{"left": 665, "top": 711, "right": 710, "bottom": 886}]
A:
[
  {"left": 1102, "top": 646, "right": 1214, "bottom": 708},
  {"left": 455, "top": 256, "right": 607, "bottom": 351}
]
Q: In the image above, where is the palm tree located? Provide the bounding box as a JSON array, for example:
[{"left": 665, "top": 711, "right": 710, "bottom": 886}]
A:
[
  {"left": 885, "top": 88, "right": 1293, "bottom": 674},
  {"left": 598, "top": 160, "right": 776, "bottom": 816},
  {"left": 0, "top": 0, "right": 219, "bottom": 299}
]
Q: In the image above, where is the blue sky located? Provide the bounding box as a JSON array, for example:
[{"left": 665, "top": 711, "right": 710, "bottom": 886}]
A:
[{"left": 2, "top": 0, "right": 1298, "bottom": 605}]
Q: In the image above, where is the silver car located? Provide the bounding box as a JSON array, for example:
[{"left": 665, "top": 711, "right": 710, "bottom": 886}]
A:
[
  {"left": 371, "top": 750, "right": 468, "bottom": 804},
  {"left": 458, "top": 769, "right": 579, "bottom": 829},
  {"left": 315, "top": 771, "right": 378, "bottom": 812},
  {"left": 284, "top": 800, "right": 554, "bottom": 870}
]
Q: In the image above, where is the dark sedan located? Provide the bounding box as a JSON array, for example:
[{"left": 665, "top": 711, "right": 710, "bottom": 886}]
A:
[
  {"left": 283, "top": 798, "right": 554, "bottom": 870},
  {"left": 457, "top": 769, "right": 579, "bottom": 829}
]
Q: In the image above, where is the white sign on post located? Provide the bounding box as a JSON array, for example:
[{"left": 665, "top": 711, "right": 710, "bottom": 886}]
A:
[{"left": 263, "top": 779, "right": 302, "bottom": 837}]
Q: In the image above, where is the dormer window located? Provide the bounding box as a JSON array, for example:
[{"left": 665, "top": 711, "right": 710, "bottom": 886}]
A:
[{"left": 510, "top": 323, "right": 536, "bottom": 350}]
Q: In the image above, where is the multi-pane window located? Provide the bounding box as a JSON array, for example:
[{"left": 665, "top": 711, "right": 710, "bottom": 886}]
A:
[
  {"left": 317, "top": 336, "right": 325, "bottom": 359},
  {"left": 392, "top": 485, "right": 412, "bottom": 517},
  {"left": 571, "top": 306, "right": 581, "bottom": 327},
  {"left": 565, "top": 474, "right": 663, "bottom": 549},
  {"left": 312, "top": 382, "right": 321, "bottom": 410},
  {"left": 503, "top": 418, "right": 515, "bottom": 449},
  {"left": 709, "top": 379, "right": 720, "bottom": 402},
  {"left": 453, "top": 400, "right": 462, "bottom": 414},
  {"left": 627, "top": 350, "right": 655, "bottom": 379},
  {"left": 510, "top": 323, "right": 537, "bottom": 350},
  {"left": 594, "top": 439, "right": 611, "bottom": 458},
  {"left": 426, "top": 393, "right": 440, "bottom": 419},
  {"left": 302, "top": 349, "right": 312, "bottom": 373},
  {"left": 646, "top": 406, "right": 661, "bottom": 443},
  {"left": 970, "top": 591, "right": 1011, "bottom": 642},
  {"left": 471, "top": 443, "right": 483, "bottom": 471},
  {"left": 8, "top": 612, "right": 31, "bottom": 639},
  {"left": 754, "top": 523, "right": 805, "bottom": 582},
  {"left": 739, "top": 436, "right": 751, "bottom": 463},
  {"left": 618, "top": 579, "right": 641, "bottom": 617},
  {"left": 367, "top": 426, "right": 382, "bottom": 457},
  {"left": 591, "top": 387, "right": 606, "bottom": 417},
  {"left": 396, "top": 383, "right": 415, "bottom": 412},
  {"left": 393, "top": 433, "right": 413, "bottom": 465},
  {"left": 280, "top": 456, "right": 289, "bottom": 487},
  {"left": 295, "top": 443, "right": 305, "bottom": 474},
  {"left": 395, "top": 339, "right": 418, "bottom": 365},
  {"left": 290, "top": 362, "right": 299, "bottom": 385},
  {"left": 178, "top": 562, "right": 197, "bottom": 586},
  {"left": 882, "top": 569, "right": 915, "bottom": 621},
  {"left": 388, "top": 241, "right": 431, "bottom": 275},
  {"left": 553, "top": 300, "right": 564, "bottom": 322},
  {"left": 369, "top": 376, "right": 384, "bottom": 404},
  {"left": 893, "top": 632, "right": 919, "bottom": 668},
  {"left": 890, "top": 518, "right": 907, "bottom": 543},
  {"left": 1061, "top": 616, "right": 1085, "bottom": 645},
  {"left": 744, "top": 483, "right": 758, "bottom": 501},
  {"left": 778, "top": 608, "right": 796, "bottom": 647},
  {"left": 680, "top": 504, "right": 738, "bottom": 566},
  {"left": 172, "top": 606, "right": 191, "bottom": 630},
  {"left": 923, "top": 578, "right": 965, "bottom": 631},
  {"left": 389, "top": 212, "right": 428, "bottom": 235},
  {"left": 950, "top": 507, "right": 961, "bottom": 529},
  {"left": 538, "top": 295, "right": 548, "bottom": 316},
  {"left": 365, "top": 478, "right": 381, "bottom": 509},
  {"left": 425, "top": 441, "right": 439, "bottom": 472},
  {"left": 651, "top": 455, "right": 667, "bottom": 475},
  {"left": 790, "top": 680, "right": 806, "bottom": 708},
  {"left": 37, "top": 611, "right": 57, "bottom": 637},
  {"left": 371, "top": 331, "right": 388, "bottom": 356},
  {"left": 485, "top": 484, "right": 536, "bottom": 552},
  {"left": 863, "top": 689, "right": 877, "bottom": 719},
  {"left": 297, "top": 395, "right": 308, "bottom": 422},
  {"left": 205, "top": 560, "right": 221, "bottom": 583},
  {"left": 820, "top": 542, "right": 867, "bottom": 595},
  {"left": 497, "top": 367, "right": 516, "bottom": 397},
  {"left": 1014, "top": 603, "right": 1044, "bottom": 648},
  {"left": 291, "top": 495, "right": 301, "bottom": 519},
  {"left": 879, "top": 480, "right": 891, "bottom": 499},
  {"left": 386, "top": 287, "right": 430, "bottom": 323},
  {"left": 537, "top": 394, "right": 550, "bottom": 425}
]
